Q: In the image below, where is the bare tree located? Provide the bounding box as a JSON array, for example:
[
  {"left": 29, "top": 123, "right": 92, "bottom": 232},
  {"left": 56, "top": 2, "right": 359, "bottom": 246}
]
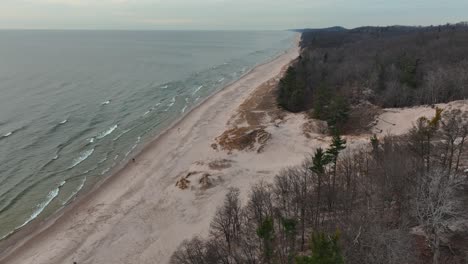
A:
[
  {"left": 210, "top": 188, "right": 242, "bottom": 254},
  {"left": 170, "top": 237, "right": 207, "bottom": 264},
  {"left": 415, "top": 169, "right": 462, "bottom": 264},
  {"left": 439, "top": 109, "right": 468, "bottom": 173}
]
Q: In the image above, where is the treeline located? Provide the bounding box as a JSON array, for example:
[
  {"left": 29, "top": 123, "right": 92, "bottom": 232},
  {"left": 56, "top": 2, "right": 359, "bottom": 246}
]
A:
[
  {"left": 278, "top": 23, "right": 468, "bottom": 126},
  {"left": 171, "top": 108, "right": 468, "bottom": 264}
]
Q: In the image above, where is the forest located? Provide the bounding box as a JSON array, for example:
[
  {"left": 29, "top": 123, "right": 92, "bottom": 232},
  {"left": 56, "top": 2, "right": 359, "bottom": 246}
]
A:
[
  {"left": 171, "top": 23, "right": 468, "bottom": 264},
  {"left": 279, "top": 22, "right": 468, "bottom": 130}
]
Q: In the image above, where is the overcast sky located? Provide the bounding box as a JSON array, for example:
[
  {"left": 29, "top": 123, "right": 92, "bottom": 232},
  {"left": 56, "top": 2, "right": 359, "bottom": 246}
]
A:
[{"left": 1, "top": 0, "right": 467, "bottom": 30}]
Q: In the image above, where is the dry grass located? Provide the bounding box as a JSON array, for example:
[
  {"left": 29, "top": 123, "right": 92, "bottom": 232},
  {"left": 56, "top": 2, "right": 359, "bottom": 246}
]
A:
[
  {"left": 216, "top": 127, "right": 271, "bottom": 153},
  {"left": 216, "top": 65, "right": 291, "bottom": 153},
  {"left": 208, "top": 159, "right": 233, "bottom": 170}
]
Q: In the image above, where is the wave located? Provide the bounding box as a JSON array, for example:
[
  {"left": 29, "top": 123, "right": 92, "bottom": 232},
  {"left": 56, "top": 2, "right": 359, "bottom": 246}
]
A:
[
  {"left": 161, "top": 85, "right": 169, "bottom": 89},
  {"left": 96, "top": 124, "right": 118, "bottom": 139},
  {"left": 113, "top": 128, "right": 132, "bottom": 141},
  {"left": 195, "top": 96, "right": 201, "bottom": 102},
  {"left": 17, "top": 180, "right": 65, "bottom": 229},
  {"left": 144, "top": 102, "right": 162, "bottom": 116},
  {"left": 168, "top": 97, "right": 176, "bottom": 106},
  {"left": 101, "top": 100, "right": 111, "bottom": 105},
  {"left": 70, "top": 148, "right": 94, "bottom": 169},
  {"left": 192, "top": 85, "right": 203, "bottom": 95},
  {"left": 2, "top": 125, "right": 27, "bottom": 139},
  {"left": 101, "top": 168, "right": 110, "bottom": 175},
  {"left": 56, "top": 127, "right": 94, "bottom": 154},
  {"left": 218, "top": 78, "right": 225, "bottom": 83},
  {"left": 164, "top": 97, "right": 176, "bottom": 111},
  {"left": 88, "top": 137, "right": 95, "bottom": 144},
  {"left": 59, "top": 119, "right": 68, "bottom": 125},
  {"left": 62, "top": 177, "right": 86, "bottom": 206},
  {"left": 98, "top": 155, "right": 108, "bottom": 164},
  {"left": 124, "top": 136, "right": 141, "bottom": 158},
  {"left": 181, "top": 98, "right": 189, "bottom": 113}
]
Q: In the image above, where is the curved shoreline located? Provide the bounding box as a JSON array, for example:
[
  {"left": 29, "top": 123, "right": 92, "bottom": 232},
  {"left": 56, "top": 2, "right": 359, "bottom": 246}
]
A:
[{"left": 0, "top": 34, "right": 300, "bottom": 264}]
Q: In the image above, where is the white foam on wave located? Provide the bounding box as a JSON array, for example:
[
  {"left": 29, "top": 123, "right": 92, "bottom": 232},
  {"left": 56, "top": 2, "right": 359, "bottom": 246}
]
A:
[
  {"left": 113, "top": 128, "right": 131, "bottom": 141},
  {"left": 53, "top": 155, "right": 59, "bottom": 160},
  {"left": 192, "top": 85, "right": 203, "bottom": 95},
  {"left": 195, "top": 96, "right": 201, "bottom": 102},
  {"left": 218, "top": 78, "right": 225, "bottom": 83},
  {"left": 98, "top": 155, "right": 108, "bottom": 164},
  {"left": 124, "top": 136, "right": 141, "bottom": 158},
  {"left": 161, "top": 85, "right": 169, "bottom": 89},
  {"left": 168, "top": 97, "right": 176, "bottom": 106},
  {"left": 59, "top": 119, "right": 68, "bottom": 125},
  {"left": 143, "top": 110, "right": 151, "bottom": 116},
  {"left": 3, "top": 132, "right": 12, "bottom": 137},
  {"left": 101, "top": 100, "right": 111, "bottom": 105},
  {"left": 181, "top": 98, "right": 189, "bottom": 113},
  {"left": 18, "top": 181, "right": 66, "bottom": 229},
  {"left": 101, "top": 168, "right": 110, "bottom": 175},
  {"left": 70, "top": 148, "right": 94, "bottom": 169},
  {"left": 62, "top": 177, "right": 86, "bottom": 206},
  {"left": 88, "top": 137, "right": 95, "bottom": 144},
  {"left": 164, "top": 97, "right": 176, "bottom": 111},
  {"left": 97, "top": 124, "right": 118, "bottom": 139}
]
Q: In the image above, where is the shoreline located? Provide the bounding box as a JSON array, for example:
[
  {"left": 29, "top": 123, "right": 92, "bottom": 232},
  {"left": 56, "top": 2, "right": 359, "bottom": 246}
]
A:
[{"left": 0, "top": 34, "right": 301, "bottom": 264}]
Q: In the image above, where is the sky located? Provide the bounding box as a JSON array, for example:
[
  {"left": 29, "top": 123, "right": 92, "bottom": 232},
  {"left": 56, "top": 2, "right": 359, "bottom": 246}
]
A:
[{"left": 1, "top": 0, "right": 467, "bottom": 30}]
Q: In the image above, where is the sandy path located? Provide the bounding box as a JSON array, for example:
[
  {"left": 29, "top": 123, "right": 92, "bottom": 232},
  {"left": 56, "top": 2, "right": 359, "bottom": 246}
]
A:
[{"left": 0, "top": 38, "right": 300, "bottom": 264}]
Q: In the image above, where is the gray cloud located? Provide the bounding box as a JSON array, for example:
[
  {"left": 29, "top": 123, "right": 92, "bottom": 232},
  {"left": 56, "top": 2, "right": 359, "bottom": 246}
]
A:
[{"left": 1, "top": 0, "right": 467, "bottom": 29}]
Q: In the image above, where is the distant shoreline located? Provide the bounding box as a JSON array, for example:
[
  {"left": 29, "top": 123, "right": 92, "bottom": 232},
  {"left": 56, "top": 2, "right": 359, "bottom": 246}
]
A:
[{"left": 0, "top": 33, "right": 301, "bottom": 264}]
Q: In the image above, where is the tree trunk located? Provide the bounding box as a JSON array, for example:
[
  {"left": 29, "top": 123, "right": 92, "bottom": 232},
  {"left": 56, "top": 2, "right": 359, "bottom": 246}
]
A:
[
  {"left": 433, "top": 233, "right": 440, "bottom": 264},
  {"left": 448, "top": 139, "right": 456, "bottom": 174},
  {"left": 316, "top": 174, "right": 322, "bottom": 228},
  {"left": 455, "top": 135, "right": 466, "bottom": 172}
]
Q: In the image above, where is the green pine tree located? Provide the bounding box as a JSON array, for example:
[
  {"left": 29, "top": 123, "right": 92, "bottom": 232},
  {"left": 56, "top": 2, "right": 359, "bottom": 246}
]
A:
[{"left": 296, "top": 232, "right": 344, "bottom": 264}]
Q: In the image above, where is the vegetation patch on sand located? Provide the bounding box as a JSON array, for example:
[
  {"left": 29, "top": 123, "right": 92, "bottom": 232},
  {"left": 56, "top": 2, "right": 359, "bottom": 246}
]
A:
[
  {"left": 216, "top": 126, "right": 271, "bottom": 153},
  {"left": 215, "top": 65, "right": 293, "bottom": 153}
]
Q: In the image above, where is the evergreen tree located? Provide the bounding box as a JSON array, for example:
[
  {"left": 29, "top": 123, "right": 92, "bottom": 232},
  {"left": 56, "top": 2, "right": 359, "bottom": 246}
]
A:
[
  {"left": 257, "top": 217, "right": 275, "bottom": 263},
  {"left": 296, "top": 232, "right": 344, "bottom": 264},
  {"left": 310, "top": 148, "right": 329, "bottom": 227},
  {"left": 325, "top": 133, "right": 347, "bottom": 211},
  {"left": 278, "top": 66, "right": 306, "bottom": 112}
]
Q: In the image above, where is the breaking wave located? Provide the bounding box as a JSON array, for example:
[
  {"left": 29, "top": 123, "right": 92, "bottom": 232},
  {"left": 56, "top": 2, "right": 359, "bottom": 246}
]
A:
[
  {"left": 70, "top": 148, "right": 94, "bottom": 169},
  {"left": 97, "top": 124, "right": 118, "bottom": 139},
  {"left": 18, "top": 181, "right": 66, "bottom": 229},
  {"left": 192, "top": 85, "right": 203, "bottom": 95},
  {"left": 62, "top": 177, "right": 86, "bottom": 206}
]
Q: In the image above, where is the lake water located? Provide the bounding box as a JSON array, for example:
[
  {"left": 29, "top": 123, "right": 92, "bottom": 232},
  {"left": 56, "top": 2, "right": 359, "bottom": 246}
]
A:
[{"left": 0, "top": 30, "right": 295, "bottom": 239}]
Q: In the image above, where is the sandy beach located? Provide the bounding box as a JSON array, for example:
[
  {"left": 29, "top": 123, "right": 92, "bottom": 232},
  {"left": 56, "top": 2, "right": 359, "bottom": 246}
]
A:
[{"left": 0, "top": 37, "right": 301, "bottom": 264}]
